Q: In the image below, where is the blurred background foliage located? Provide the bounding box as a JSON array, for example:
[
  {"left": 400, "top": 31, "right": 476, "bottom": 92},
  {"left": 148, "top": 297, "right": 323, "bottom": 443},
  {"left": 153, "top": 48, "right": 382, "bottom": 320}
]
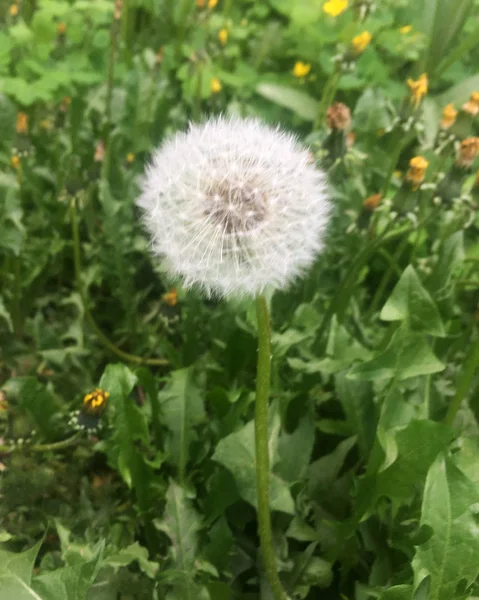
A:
[{"left": 1, "top": 0, "right": 479, "bottom": 599}]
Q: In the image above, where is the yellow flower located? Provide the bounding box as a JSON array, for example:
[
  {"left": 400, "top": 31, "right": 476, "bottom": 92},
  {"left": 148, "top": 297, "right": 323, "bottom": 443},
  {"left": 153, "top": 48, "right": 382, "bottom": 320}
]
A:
[
  {"left": 126, "top": 152, "right": 135, "bottom": 164},
  {"left": 456, "top": 137, "right": 479, "bottom": 168},
  {"left": 323, "top": 0, "right": 348, "bottom": 16},
  {"left": 162, "top": 288, "right": 178, "bottom": 307},
  {"left": 82, "top": 388, "right": 109, "bottom": 414},
  {"left": 399, "top": 25, "right": 412, "bottom": 34},
  {"left": 351, "top": 31, "right": 372, "bottom": 54},
  {"left": 462, "top": 91, "right": 479, "bottom": 117},
  {"left": 16, "top": 112, "right": 28, "bottom": 134},
  {"left": 197, "top": 0, "right": 204, "bottom": 6},
  {"left": 292, "top": 61, "right": 311, "bottom": 78},
  {"left": 10, "top": 155, "right": 20, "bottom": 169},
  {"left": 406, "top": 156, "right": 429, "bottom": 189},
  {"left": 407, "top": 73, "right": 428, "bottom": 107},
  {"left": 57, "top": 22, "right": 66, "bottom": 35},
  {"left": 210, "top": 77, "right": 222, "bottom": 94},
  {"left": 39, "top": 119, "right": 52, "bottom": 130},
  {"left": 440, "top": 103, "right": 457, "bottom": 129},
  {"left": 218, "top": 28, "right": 228, "bottom": 45},
  {"left": 208, "top": 0, "right": 218, "bottom": 7},
  {"left": 9, "top": 4, "right": 18, "bottom": 16},
  {"left": 363, "top": 193, "right": 382, "bottom": 211}
]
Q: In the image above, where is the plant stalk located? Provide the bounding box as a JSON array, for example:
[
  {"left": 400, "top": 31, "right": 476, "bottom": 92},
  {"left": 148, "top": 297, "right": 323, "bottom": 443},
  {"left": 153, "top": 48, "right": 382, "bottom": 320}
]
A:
[
  {"left": 255, "top": 295, "right": 287, "bottom": 600},
  {"left": 444, "top": 334, "right": 479, "bottom": 425},
  {"left": 0, "top": 432, "right": 82, "bottom": 455},
  {"left": 70, "top": 198, "right": 168, "bottom": 366}
]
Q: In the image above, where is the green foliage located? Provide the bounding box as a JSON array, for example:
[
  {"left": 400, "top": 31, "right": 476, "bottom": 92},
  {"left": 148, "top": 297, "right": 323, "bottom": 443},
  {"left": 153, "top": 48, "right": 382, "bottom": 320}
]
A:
[{"left": 1, "top": 0, "right": 479, "bottom": 598}]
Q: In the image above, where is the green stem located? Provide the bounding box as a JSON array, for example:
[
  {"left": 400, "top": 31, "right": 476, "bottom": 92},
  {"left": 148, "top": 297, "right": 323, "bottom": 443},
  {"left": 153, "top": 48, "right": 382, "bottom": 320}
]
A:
[
  {"left": 0, "top": 432, "right": 82, "bottom": 455},
  {"left": 313, "top": 68, "right": 341, "bottom": 131},
  {"left": 366, "top": 235, "right": 409, "bottom": 321},
  {"left": 70, "top": 199, "right": 168, "bottom": 366},
  {"left": 255, "top": 295, "right": 287, "bottom": 600},
  {"left": 103, "top": 9, "right": 120, "bottom": 181},
  {"left": 444, "top": 334, "right": 479, "bottom": 425}
]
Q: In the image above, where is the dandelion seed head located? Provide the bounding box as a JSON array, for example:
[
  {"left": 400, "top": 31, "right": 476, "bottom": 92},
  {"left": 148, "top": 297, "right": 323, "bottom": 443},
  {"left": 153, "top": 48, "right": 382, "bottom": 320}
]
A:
[{"left": 137, "top": 116, "right": 330, "bottom": 297}]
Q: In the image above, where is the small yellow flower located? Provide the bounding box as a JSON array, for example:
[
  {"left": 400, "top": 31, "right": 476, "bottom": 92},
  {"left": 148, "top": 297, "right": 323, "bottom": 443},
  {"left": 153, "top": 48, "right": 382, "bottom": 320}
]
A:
[
  {"left": 16, "top": 112, "right": 28, "bottom": 134},
  {"left": 60, "top": 96, "right": 71, "bottom": 112},
  {"left": 351, "top": 31, "right": 372, "bottom": 54},
  {"left": 323, "top": 0, "right": 348, "bottom": 17},
  {"left": 440, "top": 103, "right": 457, "bottom": 129},
  {"left": 57, "top": 22, "right": 66, "bottom": 35},
  {"left": 292, "top": 61, "right": 311, "bottom": 78},
  {"left": 197, "top": 0, "right": 204, "bottom": 6},
  {"left": 406, "top": 156, "right": 429, "bottom": 189},
  {"left": 39, "top": 119, "right": 52, "bottom": 130},
  {"left": 162, "top": 288, "right": 178, "bottom": 307},
  {"left": 407, "top": 73, "right": 428, "bottom": 108},
  {"left": 9, "top": 4, "right": 18, "bottom": 16},
  {"left": 82, "top": 388, "right": 110, "bottom": 414},
  {"left": 210, "top": 77, "right": 222, "bottom": 94},
  {"left": 218, "top": 28, "right": 228, "bottom": 45},
  {"left": 208, "top": 0, "right": 218, "bottom": 7},
  {"left": 399, "top": 25, "right": 412, "bottom": 34},
  {"left": 126, "top": 152, "right": 135, "bottom": 164},
  {"left": 10, "top": 155, "right": 20, "bottom": 169},
  {"left": 462, "top": 91, "right": 479, "bottom": 117}
]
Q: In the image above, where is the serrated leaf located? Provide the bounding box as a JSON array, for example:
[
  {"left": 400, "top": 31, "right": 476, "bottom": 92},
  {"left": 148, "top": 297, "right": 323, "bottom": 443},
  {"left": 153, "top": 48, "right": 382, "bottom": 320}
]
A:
[
  {"left": 335, "top": 374, "right": 376, "bottom": 459},
  {"left": 355, "top": 421, "right": 452, "bottom": 517},
  {"left": 348, "top": 326, "right": 444, "bottom": 382},
  {"left": 256, "top": 83, "right": 318, "bottom": 120},
  {"left": 105, "top": 542, "right": 158, "bottom": 579},
  {"left": 212, "top": 412, "right": 295, "bottom": 514},
  {"left": 413, "top": 454, "right": 479, "bottom": 600},
  {"left": 159, "top": 368, "right": 205, "bottom": 479},
  {"left": 155, "top": 480, "right": 202, "bottom": 600},
  {"left": 2, "top": 377, "right": 60, "bottom": 438},
  {"left": 276, "top": 413, "right": 315, "bottom": 484},
  {"left": 100, "top": 364, "right": 155, "bottom": 510},
  {"left": 380, "top": 266, "right": 445, "bottom": 337}
]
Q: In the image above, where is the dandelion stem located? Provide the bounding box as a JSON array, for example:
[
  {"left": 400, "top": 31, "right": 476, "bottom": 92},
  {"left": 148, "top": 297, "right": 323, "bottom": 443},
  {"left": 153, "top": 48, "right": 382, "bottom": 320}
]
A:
[
  {"left": 444, "top": 334, "right": 479, "bottom": 425},
  {"left": 70, "top": 198, "right": 169, "bottom": 367},
  {"left": 0, "top": 432, "right": 83, "bottom": 455},
  {"left": 255, "top": 295, "right": 287, "bottom": 600},
  {"left": 314, "top": 68, "right": 341, "bottom": 131}
]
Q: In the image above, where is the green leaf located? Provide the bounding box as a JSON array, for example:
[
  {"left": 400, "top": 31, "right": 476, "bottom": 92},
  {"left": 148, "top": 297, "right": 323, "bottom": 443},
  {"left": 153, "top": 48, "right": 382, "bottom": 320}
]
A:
[
  {"left": 348, "top": 326, "right": 445, "bottom": 382},
  {"left": 0, "top": 297, "right": 13, "bottom": 332},
  {"left": 100, "top": 364, "right": 155, "bottom": 510},
  {"left": 0, "top": 540, "right": 42, "bottom": 586},
  {"left": 159, "top": 368, "right": 205, "bottom": 479},
  {"left": 276, "top": 413, "right": 315, "bottom": 484},
  {"left": 427, "top": 231, "right": 464, "bottom": 303},
  {"left": 155, "top": 480, "right": 202, "bottom": 599},
  {"left": 212, "top": 411, "right": 295, "bottom": 514},
  {"left": 105, "top": 542, "right": 158, "bottom": 579},
  {"left": 435, "top": 73, "right": 479, "bottom": 106},
  {"left": 335, "top": 374, "right": 376, "bottom": 458},
  {"left": 355, "top": 421, "right": 452, "bottom": 517},
  {"left": 353, "top": 88, "right": 394, "bottom": 133},
  {"left": 380, "top": 266, "right": 445, "bottom": 337},
  {"left": 32, "top": 541, "right": 104, "bottom": 600},
  {"left": 412, "top": 455, "right": 479, "bottom": 599},
  {"left": 256, "top": 83, "right": 318, "bottom": 121},
  {"left": 2, "top": 378, "right": 60, "bottom": 438}
]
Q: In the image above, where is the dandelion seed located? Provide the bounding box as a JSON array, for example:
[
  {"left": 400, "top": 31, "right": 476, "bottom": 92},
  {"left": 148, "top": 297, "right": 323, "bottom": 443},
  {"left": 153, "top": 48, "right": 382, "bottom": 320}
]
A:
[{"left": 137, "top": 116, "right": 330, "bottom": 297}]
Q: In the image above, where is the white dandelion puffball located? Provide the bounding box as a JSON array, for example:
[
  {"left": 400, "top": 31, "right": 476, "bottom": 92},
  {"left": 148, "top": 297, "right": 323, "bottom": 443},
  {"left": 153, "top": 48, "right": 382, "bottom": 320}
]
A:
[{"left": 137, "top": 116, "right": 330, "bottom": 297}]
